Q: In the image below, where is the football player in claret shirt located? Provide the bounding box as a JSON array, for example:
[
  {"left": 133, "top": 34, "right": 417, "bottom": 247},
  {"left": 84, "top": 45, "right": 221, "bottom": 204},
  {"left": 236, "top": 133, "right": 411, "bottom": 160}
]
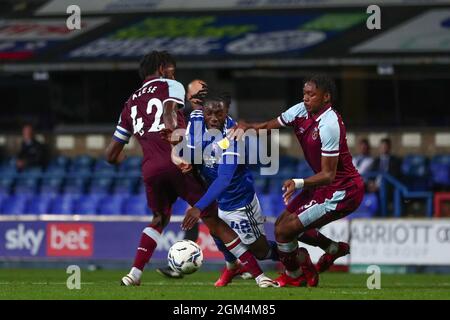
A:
[
  {"left": 229, "top": 75, "right": 364, "bottom": 287},
  {"left": 105, "top": 50, "right": 277, "bottom": 288}
]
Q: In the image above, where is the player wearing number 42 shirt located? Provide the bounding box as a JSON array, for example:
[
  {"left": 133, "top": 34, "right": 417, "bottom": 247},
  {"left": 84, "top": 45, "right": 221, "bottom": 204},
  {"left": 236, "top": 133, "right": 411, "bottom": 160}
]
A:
[
  {"left": 105, "top": 50, "right": 277, "bottom": 288},
  {"left": 229, "top": 75, "right": 364, "bottom": 287}
]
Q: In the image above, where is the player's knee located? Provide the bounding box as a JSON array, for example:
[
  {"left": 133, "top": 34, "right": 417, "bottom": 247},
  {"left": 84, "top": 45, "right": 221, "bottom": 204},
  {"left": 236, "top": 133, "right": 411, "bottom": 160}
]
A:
[
  {"left": 151, "top": 213, "right": 170, "bottom": 230},
  {"left": 252, "top": 247, "right": 269, "bottom": 260},
  {"left": 275, "top": 223, "right": 287, "bottom": 242}
]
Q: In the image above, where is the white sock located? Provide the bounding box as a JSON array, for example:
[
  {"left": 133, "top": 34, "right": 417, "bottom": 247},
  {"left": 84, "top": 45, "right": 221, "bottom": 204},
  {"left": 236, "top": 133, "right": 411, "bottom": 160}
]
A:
[
  {"left": 130, "top": 267, "right": 142, "bottom": 280},
  {"left": 255, "top": 273, "right": 267, "bottom": 283},
  {"left": 226, "top": 261, "right": 239, "bottom": 270},
  {"left": 326, "top": 242, "right": 339, "bottom": 255},
  {"left": 286, "top": 269, "right": 302, "bottom": 278}
]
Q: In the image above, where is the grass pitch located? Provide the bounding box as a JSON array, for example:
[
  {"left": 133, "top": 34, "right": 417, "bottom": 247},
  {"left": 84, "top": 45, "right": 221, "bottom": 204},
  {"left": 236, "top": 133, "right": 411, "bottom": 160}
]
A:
[{"left": 1, "top": 269, "right": 450, "bottom": 300}]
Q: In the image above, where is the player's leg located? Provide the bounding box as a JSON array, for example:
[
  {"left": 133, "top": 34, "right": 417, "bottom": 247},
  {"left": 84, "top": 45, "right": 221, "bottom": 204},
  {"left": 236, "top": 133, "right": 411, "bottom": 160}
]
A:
[
  {"left": 122, "top": 174, "right": 174, "bottom": 286},
  {"left": 274, "top": 188, "right": 320, "bottom": 287},
  {"left": 307, "top": 180, "right": 365, "bottom": 273},
  {"left": 211, "top": 234, "right": 252, "bottom": 287},
  {"left": 201, "top": 213, "right": 278, "bottom": 287},
  {"left": 213, "top": 195, "right": 278, "bottom": 286},
  {"left": 179, "top": 173, "right": 278, "bottom": 287},
  {"left": 298, "top": 229, "right": 349, "bottom": 273},
  {"left": 122, "top": 210, "right": 171, "bottom": 285},
  {"left": 274, "top": 209, "right": 318, "bottom": 287}
]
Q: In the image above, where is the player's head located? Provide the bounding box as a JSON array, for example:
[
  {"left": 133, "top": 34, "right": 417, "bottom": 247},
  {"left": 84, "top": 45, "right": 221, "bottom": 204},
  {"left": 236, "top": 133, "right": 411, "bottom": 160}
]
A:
[
  {"left": 139, "top": 51, "right": 176, "bottom": 80},
  {"left": 187, "top": 79, "right": 208, "bottom": 110},
  {"left": 201, "top": 91, "right": 231, "bottom": 130},
  {"left": 303, "top": 75, "right": 336, "bottom": 114}
]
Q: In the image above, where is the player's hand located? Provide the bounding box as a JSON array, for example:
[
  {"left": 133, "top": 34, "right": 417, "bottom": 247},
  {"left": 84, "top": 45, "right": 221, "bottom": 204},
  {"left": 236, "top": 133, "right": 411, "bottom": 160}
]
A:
[
  {"left": 227, "top": 121, "right": 250, "bottom": 141},
  {"left": 179, "top": 162, "right": 192, "bottom": 174},
  {"left": 282, "top": 179, "right": 296, "bottom": 205},
  {"left": 171, "top": 149, "right": 192, "bottom": 173},
  {"left": 182, "top": 207, "right": 201, "bottom": 231}
]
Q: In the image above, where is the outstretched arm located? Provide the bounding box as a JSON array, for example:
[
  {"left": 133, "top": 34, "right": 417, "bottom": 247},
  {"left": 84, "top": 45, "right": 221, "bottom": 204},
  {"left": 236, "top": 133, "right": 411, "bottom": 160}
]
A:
[
  {"left": 228, "top": 118, "right": 282, "bottom": 140},
  {"left": 182, "top": 162, "right": 237, "bottom": 230}
]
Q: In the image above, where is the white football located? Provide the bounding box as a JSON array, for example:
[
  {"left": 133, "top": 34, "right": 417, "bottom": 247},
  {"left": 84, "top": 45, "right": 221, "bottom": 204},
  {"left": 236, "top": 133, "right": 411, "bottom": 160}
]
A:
[{"left": 168, "top": 240, "right": 203, "bottom": 274}]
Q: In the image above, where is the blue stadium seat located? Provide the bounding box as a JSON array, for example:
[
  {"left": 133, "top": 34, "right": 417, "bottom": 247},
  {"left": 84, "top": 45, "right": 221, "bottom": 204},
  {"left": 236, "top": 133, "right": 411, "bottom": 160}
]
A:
[
  {"left": 49, "top": 194, "right": 79, "bottom": 214},
  {"left": 172, "top": 198, "right": 189, "bottom": 215},
  {"left": 68, "top": 155, "right": 94, "bottom": 174},
  {"left": 14, "top": 177, "right": 39, "bottom": 195},
  {"left": 88, "top": 177, "right": 113, "bottom": 195},
  {"left": 26, "top": 195, "right": 54, "bottom": 214},
  {"left": 1, "top": 194, "right": 31, "bottom": 214},
  {"left": 97, "top": 195, "right": 126, "bottom": 215},
  {"left": 62, "top": 176, "right": 88, "bottom": 195},
  {"left": 46, "top": 155, "right": 70, "bottom": 172},
  {"left": 40, "top": 177, "right": 64, "bottom": 194},
  {"left": 0, "top": 160, "right": 17, "bottom": 176},
  {"left": 402, "top": 154, "right": 428, "bottom": 177},
  {"left": 430, "top": 155, "right": 450, "bottom": 186},
  {"left": 73, "top": 195, "right": 101, "bottom": 215},
  {"left": 401, "top": 155, "right": 431, "bottom": 190},
  {"left": 0, "top": 177, "right": 15, "bottom": 195},
  {"left": 119, "top": 156, "right": 142, "bottom": 172},
  {"left": 112, "top": 177, "right": 139, "bottom": 195},
  {"left": 123, "top": 195, "right": 151, "bottom": 215},
  {"left": 93, "top": 158, "right": 118, "bottom": 176},
  {"left": 351, "top": 193, "right": 379, "bottom": 218}
]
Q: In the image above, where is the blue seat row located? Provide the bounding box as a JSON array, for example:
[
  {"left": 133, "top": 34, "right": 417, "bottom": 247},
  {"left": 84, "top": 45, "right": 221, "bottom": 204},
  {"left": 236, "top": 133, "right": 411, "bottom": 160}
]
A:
[{"left": 0, "top": 194, "right": 191, "bottom": 216}]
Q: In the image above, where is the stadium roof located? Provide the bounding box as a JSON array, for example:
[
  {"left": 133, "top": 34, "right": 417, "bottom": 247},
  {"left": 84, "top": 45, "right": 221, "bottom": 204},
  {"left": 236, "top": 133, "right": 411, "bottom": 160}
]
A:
[{"left": 1, "top": 3, "right": 450, "bottom": 71}]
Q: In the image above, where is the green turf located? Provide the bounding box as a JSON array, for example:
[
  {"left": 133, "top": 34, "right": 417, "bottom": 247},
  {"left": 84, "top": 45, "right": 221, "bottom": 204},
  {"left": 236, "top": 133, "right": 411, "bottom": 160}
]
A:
[{"left": 1, "top": 269, "right": 450, "bottom": 300}]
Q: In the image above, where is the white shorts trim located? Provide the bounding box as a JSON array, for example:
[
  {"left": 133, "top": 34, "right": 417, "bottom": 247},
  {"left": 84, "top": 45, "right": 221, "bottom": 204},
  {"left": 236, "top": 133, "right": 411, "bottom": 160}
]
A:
[{"left": 298, "top": 190, "right": 346, "bottom": 227}]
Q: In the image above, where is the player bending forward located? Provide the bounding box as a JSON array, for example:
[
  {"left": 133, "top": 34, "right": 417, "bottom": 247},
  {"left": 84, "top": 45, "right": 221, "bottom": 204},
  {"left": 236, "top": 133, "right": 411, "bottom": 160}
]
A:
[
  {"left": 229, "top": 75, "right": 364, "bottom": 287},
  {"left": 173, "top": 91, "right": 280, "bottom": 287},
  {"left": 105, "top": 50, "right": 276, "bottom": 288}
]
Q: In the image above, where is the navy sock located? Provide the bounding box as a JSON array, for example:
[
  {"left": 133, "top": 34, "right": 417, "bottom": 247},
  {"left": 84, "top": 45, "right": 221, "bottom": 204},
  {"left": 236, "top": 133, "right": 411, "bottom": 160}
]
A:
[{"left": 212, "top": 235, "right": 237, "bottom": 263}]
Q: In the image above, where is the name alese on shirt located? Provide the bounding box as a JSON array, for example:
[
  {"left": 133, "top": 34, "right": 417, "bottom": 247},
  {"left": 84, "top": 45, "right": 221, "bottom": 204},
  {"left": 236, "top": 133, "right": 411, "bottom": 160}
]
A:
[{"left": 132, "top": 85, "right": 157, "bottom": 100}]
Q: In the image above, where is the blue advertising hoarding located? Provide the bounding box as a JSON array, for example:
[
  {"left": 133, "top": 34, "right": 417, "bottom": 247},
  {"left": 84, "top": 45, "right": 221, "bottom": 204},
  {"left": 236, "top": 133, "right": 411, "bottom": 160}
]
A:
[{"left": 68, "top": 13, "right": 366, "bottom": 59}]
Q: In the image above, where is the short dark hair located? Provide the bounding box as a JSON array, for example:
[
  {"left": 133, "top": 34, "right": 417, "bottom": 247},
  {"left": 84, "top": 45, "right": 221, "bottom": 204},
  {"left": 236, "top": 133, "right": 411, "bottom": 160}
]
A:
[
  {"left": 192, "top": 89, "right": 231, "bottom": 109},
  {"left": 138, "top": 51, "right": 176, "bottom": 80},
  {"left": 304, "top": 74, "right": 337, "bottom": 104},
  {"left": 381, "top": 137, "right": 391, "bottom": 147}
]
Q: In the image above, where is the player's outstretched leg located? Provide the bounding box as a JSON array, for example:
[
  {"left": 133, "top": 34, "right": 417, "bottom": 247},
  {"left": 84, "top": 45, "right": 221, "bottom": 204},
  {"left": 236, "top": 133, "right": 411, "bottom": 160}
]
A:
[
  {"left": 202, "top": 214, "right": 279, "bottom": 288},
  {"left": 122, "top": 213, "right": 169, "bottom": 286},
  {"left": 298, "top": 229, "right": 350, "bottom": 273},
  {"left": 316, "top": 241, "right": 350, "bottom": 273},
  {"left": 212, "top": 235, "right": 252, "bottom": 287},
  {"left": 274, "top": 211, "right": 318, "bottom": 287}
]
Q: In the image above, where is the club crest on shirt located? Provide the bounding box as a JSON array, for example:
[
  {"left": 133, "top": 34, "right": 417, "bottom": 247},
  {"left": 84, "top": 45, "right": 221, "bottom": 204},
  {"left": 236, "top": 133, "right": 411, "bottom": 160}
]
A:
[{"left": 312, "top": 127, "right": 319, "bottom": 140}]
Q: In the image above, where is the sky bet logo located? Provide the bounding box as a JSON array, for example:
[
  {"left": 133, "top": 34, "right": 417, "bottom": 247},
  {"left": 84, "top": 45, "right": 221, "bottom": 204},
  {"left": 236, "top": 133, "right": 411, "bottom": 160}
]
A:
[
  {"left": 5, "top": 224, "right": 44, "bottom": 256},
  {"left": 47, "top": 224, "right": 94, "bottom": 257}
]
